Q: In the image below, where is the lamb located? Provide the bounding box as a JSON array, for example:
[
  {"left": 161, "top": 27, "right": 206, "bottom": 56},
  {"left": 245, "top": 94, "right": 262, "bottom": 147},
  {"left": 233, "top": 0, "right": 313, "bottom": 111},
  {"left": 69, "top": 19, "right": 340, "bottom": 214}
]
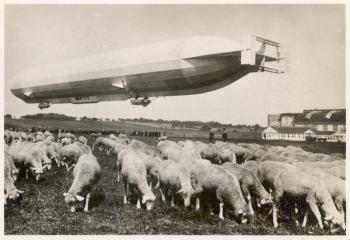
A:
[
  {"left": 191, "top": 164, "right": 248, "bottom": 222},
  {"left": 78, "top": 136, "right": 88, "bottom": 145},
  {"left": 222, "top": 162, "right": 272, "bottom": 216},
  {"left": 120, "top": 150, "right": 156, "bottom": 211},
  {"left": 8, "top": 142, "right": 47, "bottom": 181},
  {"left": 157, "top": 160, "right": 195, "bottom": 207},
  {"left": 59, "top": 142, "right": 92, "bottom": 171},
  {"left": 63, "top": 154, "right": 101, "bottom": 212},
  {"left": 258, "top": 161, "right": 345, "bottom": 230}
]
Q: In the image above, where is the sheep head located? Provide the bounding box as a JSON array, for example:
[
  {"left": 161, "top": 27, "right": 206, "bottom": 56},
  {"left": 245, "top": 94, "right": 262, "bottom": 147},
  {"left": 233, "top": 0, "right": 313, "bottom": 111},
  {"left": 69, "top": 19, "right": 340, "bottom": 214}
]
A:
[
  {"left": 142, "top": 191, "right": 156, "bottom": 211},
  {"left": 63, "top": 192, "right": 85, "bottom": 212},
  {"left": 177, "top": 188, "right": 195, "bottom": 207}
]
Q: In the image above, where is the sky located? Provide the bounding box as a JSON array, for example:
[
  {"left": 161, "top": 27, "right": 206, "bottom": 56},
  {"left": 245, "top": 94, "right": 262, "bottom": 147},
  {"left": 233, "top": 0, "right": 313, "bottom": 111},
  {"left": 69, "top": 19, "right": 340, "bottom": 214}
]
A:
[{"left": 4, "top": 4, "right": 345, "bottom": 126}]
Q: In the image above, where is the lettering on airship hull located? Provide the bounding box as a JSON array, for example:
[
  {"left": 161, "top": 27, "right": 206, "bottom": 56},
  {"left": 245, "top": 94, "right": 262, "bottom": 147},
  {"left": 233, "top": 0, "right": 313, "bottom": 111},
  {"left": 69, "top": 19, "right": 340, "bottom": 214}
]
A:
[{"left": 71, "top": 96, "right": 99, "bottom": 104}]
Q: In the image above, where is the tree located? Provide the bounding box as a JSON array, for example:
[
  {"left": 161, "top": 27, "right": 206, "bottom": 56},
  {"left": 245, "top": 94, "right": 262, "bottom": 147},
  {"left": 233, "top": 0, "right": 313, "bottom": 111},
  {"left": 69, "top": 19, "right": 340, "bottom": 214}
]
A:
[{"left": 4, "top": 114, "right": 12, "bottom": 119}]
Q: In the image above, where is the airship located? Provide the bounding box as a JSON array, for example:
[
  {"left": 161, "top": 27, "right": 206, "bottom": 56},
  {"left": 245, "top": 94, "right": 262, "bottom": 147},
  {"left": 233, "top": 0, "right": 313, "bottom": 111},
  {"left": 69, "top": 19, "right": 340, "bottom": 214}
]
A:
[{"left": 10, "top": 35, "right": 284, "bottom": 109}]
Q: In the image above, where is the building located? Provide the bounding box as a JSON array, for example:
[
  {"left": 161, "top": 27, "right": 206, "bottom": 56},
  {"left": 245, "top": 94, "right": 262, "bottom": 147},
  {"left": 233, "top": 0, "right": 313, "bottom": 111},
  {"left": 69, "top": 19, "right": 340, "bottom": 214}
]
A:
[
  {"left": 262, "top": 127, "right": 345, "bottom": 142},
  {"left": 262, "top": 127, "right": 314, "bottom": 141},
  {"left": 293, "top": 109, "right": 345, "bottom": 132},
  {"left": 264, "top": 109, "right": 346, "bottom": 142}
]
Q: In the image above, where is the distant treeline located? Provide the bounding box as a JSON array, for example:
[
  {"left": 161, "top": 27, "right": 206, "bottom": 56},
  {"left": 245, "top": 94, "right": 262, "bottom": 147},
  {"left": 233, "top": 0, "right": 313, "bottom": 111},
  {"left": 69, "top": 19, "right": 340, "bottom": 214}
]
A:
[
  {"left": 21, "top": 113, "right": 76, "bottom": 121},
  {"left": 119, "top": 117, "right": 262, "bottom": 131},
  {"left": 5, "top": 114, "right": 262, "bottom": 131}
]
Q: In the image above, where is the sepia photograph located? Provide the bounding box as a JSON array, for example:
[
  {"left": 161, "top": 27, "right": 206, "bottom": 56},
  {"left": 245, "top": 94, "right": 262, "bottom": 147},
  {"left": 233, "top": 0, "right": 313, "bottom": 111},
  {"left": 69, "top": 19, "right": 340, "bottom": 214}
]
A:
[{"left": 3, "top": 1, "right": 347, "bottom": 236}]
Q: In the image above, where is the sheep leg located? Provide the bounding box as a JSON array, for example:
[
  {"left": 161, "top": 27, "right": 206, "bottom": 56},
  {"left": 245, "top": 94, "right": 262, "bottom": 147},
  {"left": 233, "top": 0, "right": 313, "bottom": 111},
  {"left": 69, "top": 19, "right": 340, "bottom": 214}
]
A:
[
  {"left": 302, "top": 208, "right": 309, "bottom": 228},
  {"left": 216, "top": 191, "right": 224, "bottom": 220},
  {"left": 67, "top": 164, "right": 75, "bottom": 172},
  {"left": 247, "top": 195, "right": 254, "bottom": 216},
  {"left": 84, "top": 193, "right": 90, "bottom": 212},
  {"left": 272, "top": 190, "right": 282, "bottom": 228},
  {"left": 256, "top": 198, "right": 261, "bottom": 208},
  {"left": 159, "top": 187, "right": 166, "bottom": 202},
  {"left": 195, "top": 197, "right": 200, "bottom": 211},
  {"left": 136, "top": 195, "right": 141, "bottom": 209},
  {"left": 25, "top": 169, "right": 29, "bottom": 180},
  {"left": 334, "top": 196, "right": 345, "bottom": 219},
  {"left": 219, "top": 202, "right": 224, "bottom": 220},
  {"left": 170, "top": 194, "right": 175, "bottom": 207},
  {"left": 306, "top": 193, "right": 323, "bottom": 229},
  {"left": 123, "top": 177, "right": 129, "bottom": 204}
]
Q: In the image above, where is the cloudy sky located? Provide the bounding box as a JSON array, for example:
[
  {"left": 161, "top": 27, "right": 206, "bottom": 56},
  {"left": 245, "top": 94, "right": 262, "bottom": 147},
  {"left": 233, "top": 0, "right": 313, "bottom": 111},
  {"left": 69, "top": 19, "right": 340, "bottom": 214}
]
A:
[{"left": 4, "top": 4, "right": 345, "bottom": 126}]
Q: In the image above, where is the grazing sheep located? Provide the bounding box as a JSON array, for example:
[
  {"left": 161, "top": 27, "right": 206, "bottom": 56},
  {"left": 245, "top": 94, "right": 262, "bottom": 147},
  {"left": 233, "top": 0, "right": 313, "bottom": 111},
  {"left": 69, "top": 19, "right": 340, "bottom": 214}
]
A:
[
  {"left": 8, "top": 142, "right": 47, "bottom": 181},
  {"left": 258, "top": 161, "right": 345, "bottom": 230},
  {"left": 120, "top": 150, "right": 156, "bottom": 211},
  {"left": 92, "top": 137, "right": 118, "bottom": 154},
  {"left": 156, "top": 135, "right": 168, "bottom": 143},
  {"left": 5, "top": 148, "right": 23, "bottom": 203},
  {"left": 117, "top": 145, "right": 161, "bottom": 184},
  {"left": 78, "top": 136, "right": 88, "bottom": 145},
  {"left": 191, "top": 164, "right": 248, "bottom": 222},
  {"left": 63, "top": 154, "right": 101, "bottom": 212},
  {"left": 222, "top": 162, "right": 272, "bottom": 216},
  {"left": 293, "top": 163, "right": 346, "bottom": 218},
  {"left": 36, "top": 131, "right": 46, "bottom": 141},
  {"left": 157, "top": 160, "right": 195, "bottom": 207},
  {"left": 200, "top": 144, "right": 223, "bottom": 164},
  {"left": 4, "top": 146, "right": 19, "bottom": 183},
  {"left": 59, "top": 142, "right": 92, "bottom": 171}
]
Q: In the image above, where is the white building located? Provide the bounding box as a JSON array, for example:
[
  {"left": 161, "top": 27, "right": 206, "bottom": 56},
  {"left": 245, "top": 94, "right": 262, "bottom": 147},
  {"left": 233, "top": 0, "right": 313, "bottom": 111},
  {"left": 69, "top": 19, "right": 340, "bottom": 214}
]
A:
[{"left": 262, "top": 126, "right": 345, "bottom": 142}]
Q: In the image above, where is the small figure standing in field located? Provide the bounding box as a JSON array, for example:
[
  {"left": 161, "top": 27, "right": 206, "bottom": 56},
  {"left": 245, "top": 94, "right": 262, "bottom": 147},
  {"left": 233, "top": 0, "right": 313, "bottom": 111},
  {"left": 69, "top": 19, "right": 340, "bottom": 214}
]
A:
[
  {"left": 222, "top": 130, "right": 228, "bottom": 142},
  {"left": 209, "top": 130, "right": 214, "bottom": 143}
]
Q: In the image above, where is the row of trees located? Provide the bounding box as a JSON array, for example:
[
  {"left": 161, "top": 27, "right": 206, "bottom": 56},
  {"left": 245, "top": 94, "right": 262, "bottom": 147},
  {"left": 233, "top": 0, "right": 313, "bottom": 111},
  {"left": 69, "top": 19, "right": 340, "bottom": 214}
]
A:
[{"left": 5, "top": 114, "right": 262, "bottom": 131}]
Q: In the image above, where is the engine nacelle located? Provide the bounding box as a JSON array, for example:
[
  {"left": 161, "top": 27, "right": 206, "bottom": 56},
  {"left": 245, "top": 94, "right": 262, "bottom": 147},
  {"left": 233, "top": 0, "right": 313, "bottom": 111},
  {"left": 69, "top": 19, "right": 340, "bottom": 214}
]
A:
[
  {"left": 130, "top": 98, "right": 151, "bottom": 107},
  {"left": 38, "top": 102, "right": 50, "bottom": 109}
]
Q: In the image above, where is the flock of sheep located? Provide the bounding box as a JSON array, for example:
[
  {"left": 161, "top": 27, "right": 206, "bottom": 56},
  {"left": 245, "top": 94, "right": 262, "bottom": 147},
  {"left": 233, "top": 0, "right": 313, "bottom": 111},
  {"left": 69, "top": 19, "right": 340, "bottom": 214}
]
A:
[{"left": 4, "top": 129, "right": 346, "bottom": 234}]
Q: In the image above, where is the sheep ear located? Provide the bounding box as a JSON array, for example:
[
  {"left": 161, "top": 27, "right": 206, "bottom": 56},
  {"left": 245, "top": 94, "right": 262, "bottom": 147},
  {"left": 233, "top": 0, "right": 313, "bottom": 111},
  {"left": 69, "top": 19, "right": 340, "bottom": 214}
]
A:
[
  {"left": 63, "top": 192, "right": 67, "bottom": 197},
  {"left": 18, "top": 190, "right": 24, "bottom": 194},
  {"left": 76, "top": 195, "right": 85, "bottom": 201},
  {"left": 176, "top": 189, "right": 183, "bottom": 194},
  {"left": 324, "top": 215, "right": 333, "bottom": 221}
]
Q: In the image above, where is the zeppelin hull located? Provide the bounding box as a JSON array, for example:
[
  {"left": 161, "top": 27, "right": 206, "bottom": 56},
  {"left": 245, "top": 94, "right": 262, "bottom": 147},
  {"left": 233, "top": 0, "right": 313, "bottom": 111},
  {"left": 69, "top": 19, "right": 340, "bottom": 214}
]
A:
[{"left": 10, "top": 35, "right": 284, "bottom": 106}]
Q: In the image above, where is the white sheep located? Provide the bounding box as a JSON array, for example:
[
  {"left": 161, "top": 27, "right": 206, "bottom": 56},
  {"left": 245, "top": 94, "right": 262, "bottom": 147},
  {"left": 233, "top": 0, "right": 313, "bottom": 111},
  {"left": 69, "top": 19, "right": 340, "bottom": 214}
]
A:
[
  {"left": 59, "top": 142, "right": 92, "bottom": 171},
  {"left": 222, "top": 162, "right": 272, "bottom": 216},
  {"left": 63, "top": 153, "right": 101, "bottom": 212},
  {"left": 156, "top": 135, "right": 168, "bottom": 143},
  {"left": 191, "top": 163, "right": 248, "bottom": 222},
  {"left": 8, "top": 142, "right": 47, "bottom": 181},
  {"left": 78, "top": 136, "right": 88, "bottom": 145},
  {"left": 258, "top": 161, "right": 345, "bottom": 231},
  {"left": 5, "top": 148, "right": 24, "bottom": 203},
  {"left": 120, "top": 149, "right": 156, "bottom": 211},
  {"left": 157, "top": 160, "right": 195, "bottom": 207},
  {"left": 293, "top": 163, "right": 346, "bottom": 218}
]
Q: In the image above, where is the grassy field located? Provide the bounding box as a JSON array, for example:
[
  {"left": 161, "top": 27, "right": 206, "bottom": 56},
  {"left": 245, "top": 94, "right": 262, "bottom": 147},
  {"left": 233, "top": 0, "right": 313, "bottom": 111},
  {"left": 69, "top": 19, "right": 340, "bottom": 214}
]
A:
[{"left": 4, "top": 134, "right": 345, "bottom": 235}]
